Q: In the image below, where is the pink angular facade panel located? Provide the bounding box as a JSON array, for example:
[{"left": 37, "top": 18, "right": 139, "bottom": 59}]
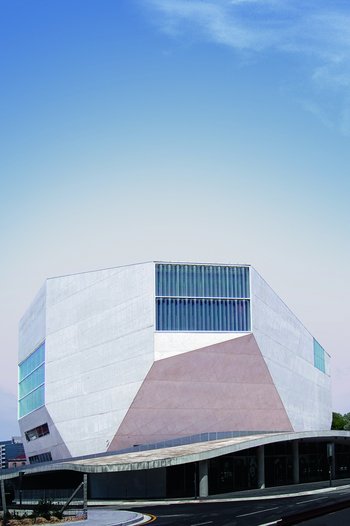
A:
[{"left": 108, "top": 334, "right": 293, "bottom": 451}]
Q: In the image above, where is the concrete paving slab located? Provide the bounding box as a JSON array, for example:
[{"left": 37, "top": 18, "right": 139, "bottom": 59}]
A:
[{"left": 72, "top": 508, "right": 148, "bottom": 526}]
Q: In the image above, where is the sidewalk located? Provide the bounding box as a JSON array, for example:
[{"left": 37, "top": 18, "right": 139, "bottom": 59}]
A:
[{"left": 89, "top": 477, "right": 350, "bottom": 508}]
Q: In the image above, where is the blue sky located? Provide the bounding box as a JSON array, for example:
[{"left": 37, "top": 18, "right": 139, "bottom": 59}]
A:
[{"left": 0, "top": 0, "right": 349, "bottom": 439}]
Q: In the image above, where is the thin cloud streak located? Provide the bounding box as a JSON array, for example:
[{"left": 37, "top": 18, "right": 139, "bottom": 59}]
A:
[
  {"left": 146, "top": 0, "right": 350, "bottom": 56},
  {"left": 146, "top": 0, "right": 289, "bottom": 51},
  {"left": 145, "top": 0, "right": 350, "bottom": 132}
]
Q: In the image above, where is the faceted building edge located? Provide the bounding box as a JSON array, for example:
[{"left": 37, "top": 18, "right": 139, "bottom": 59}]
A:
[{"left": 18, "top": 261, "right": 332, "bottom": 463}]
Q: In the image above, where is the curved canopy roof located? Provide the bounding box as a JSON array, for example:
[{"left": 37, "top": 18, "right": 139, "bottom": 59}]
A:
[{"left": 2, "top": 430, "right": 350, "bottom": 480}]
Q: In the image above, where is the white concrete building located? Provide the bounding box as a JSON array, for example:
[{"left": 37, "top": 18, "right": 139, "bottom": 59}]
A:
[{"left": 18, "top": 262, "right": 331, "bottom": 464}]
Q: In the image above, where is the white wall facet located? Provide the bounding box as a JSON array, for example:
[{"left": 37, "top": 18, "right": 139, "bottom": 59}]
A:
[
  {"left": 44, "top": 262, "right": 155, "bottom": 458},
  {"left": 251, "top": 268, "right": 332, "bottom": 432},
  {"left": 46, "top": 267, "right": 122, "bottom": 308},
  {"left": 19, "top": 283, "right": 46, "bottom": 363},
  {"left": 18, "top": 406, "right": 71, "bottom": 461},
  {"left": 155, "top": 332, "right": 250, "bottom": 361}
]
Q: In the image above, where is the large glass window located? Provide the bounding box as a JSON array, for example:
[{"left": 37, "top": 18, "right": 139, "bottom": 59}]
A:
[
  {"left": 156, "top": 298, "right": 250, "bottom": 331},
  {"left": 18, "top": 342, "right": 45, "bottom": 418},
  {"left": 156, "top": 264, "right": 250, "bottom": 298},
  {"left": 156, "top": 263, "right": 251, "bottom": 332},
  {"left": 313, "top": 339, "right": 326, "bottom": 373}
]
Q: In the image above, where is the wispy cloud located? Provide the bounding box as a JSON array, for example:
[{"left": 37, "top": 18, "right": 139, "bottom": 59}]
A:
[
  {"left": 143, "top": 0, "right": 350, "bottom": 132},
  {"left": 145, "top": 0, "right": 350, "bottom": 56},
  {"left": 145, "top": 0, "right": 288, "bottom": 50}
]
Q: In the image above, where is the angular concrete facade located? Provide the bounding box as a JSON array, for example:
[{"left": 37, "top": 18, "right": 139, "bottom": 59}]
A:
[
  {"left": 18, "top": 261, "right": 332, "bottom": 462},
  {"left": 251, "top": 269, "right": 331, "bottom": 432},
  {"left": 19, "top": 263, "right": 155, "bottom": 460},
  {"left": 108, "top": 335, "right": 293, "bottom": 451}
]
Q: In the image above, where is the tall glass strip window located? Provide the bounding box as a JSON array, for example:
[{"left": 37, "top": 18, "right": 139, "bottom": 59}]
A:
[
  {"left": 18, "top": 342, "right": 45, "bottom": 418},
  {"left": 313, "top": 339, "right": 326, "bottom": 373},
  {"left": 156, "top": 263, "right": 251, "bottom": 331}
]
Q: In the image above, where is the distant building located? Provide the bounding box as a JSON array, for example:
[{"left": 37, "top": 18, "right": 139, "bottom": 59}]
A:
[
  {"left": 18, "top": 261, "right": 331, "bottom": 464},
  {"left": 0, "top": 437, "right": 25, "bottom": 469},
  {"left": 7, "top": 454, "right": 26, "bottom": 469}
]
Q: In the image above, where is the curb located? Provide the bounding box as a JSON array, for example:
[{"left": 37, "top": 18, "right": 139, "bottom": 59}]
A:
[
  {"left": 117, "top": 514, "right": 151, "bottom": 526},
  {"left": 72, "top": 510, "right": 149, "bottom": 526}
]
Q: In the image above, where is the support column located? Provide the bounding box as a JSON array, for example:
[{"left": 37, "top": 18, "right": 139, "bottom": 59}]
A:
[
  {"left": 292, "top": 440, "right": 299, "bottom": 484},
  {"left": 258, "top": 446, "right": 265, "bottom": 489},
  {"left": 83, "top": 474, "right": 88, "bottom": 520},
  {"left": 332, "top": 445, "right": 336, "bottom": 479},
  {"left": 1, "top": 478, "right": 7, "bottom": 521},
  {"left": 199, "top": 460, "right": 208, "bottom": 498},
  {"left": 327, "top": 443, "right": 335, "bottom": 482}
]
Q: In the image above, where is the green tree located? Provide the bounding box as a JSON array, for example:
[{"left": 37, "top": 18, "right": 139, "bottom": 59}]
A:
[
  {"left": 343, "top": 413, "right": 350, "bottom": 430},
  {"left": 331, "top": 412, "right": 347, "bottom": 430}
]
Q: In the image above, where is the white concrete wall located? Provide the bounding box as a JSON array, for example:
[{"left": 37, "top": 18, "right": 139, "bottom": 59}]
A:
[
  {"left": 18, "top": 284, "right": 61, "bottom": 461},
  {"left": 154, "top": 332, "right": 250, "bottom": 361},
  {"left": 18, "top": 284, "right": 46, "bottom": 461},
  {"left": 18, "top": 406, "right": 71, "bottom": 461},
  {"left": 19, "top": 283, "right": 46, "bottom": 363},
  {"left": 44, "top": 262, "right": 155, "bottom": 457},
  {"left": 251, "top": 268, "right": 331, "bottom": 431}
]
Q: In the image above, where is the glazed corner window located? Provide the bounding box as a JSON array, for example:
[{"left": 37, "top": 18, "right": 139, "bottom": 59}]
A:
[{"left": 18, "top": 342, "right": 45, "bottom": 418}]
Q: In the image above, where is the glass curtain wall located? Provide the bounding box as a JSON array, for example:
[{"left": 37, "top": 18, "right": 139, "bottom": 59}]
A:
[
  {"left": 299, "top": 442, "right": 328, "bottom": 483},
  {"left": 208, "top": 449, "right": 258, "bottom": 494},
  {"left": 265, "top": 442, "right": 293, "bottom": 487},
  {"left": 335, "top": 444, "right": 350, "bottom": 479},
  {"left": 156, "top": 264, "right": 251, "bottom": 332}
]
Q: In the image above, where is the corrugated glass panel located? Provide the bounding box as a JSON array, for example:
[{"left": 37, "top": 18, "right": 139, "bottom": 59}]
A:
[
  {"left": 314, "top": 339, "right": 326, "bottom": 373},
  {"left": 19, "top": 342, "right": 45, "bottom": 381},
  {"left": 18, "top": 364, "right": 45, "bottom": 399},
  {"left": 156, "top": 298, "right": 251, "bottom": 331},
  {"left": 156, "top": 264, "right": 250, "bottom": 298},
  {"left": 18, "top": 385, "right": 45, "bottom": 418}
]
